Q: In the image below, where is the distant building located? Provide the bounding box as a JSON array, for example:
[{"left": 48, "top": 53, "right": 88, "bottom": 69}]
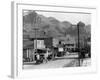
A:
[
  {"left": 62, "top": 35, "right": 76, "bottom": 51},
  {"left": 52, "top": 38, "right": 59, "bottom": 47},
  {"left": 52, "top": 35, "right": 76, "bottom": 52}
]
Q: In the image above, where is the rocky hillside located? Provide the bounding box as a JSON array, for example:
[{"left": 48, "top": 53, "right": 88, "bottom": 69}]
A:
[{"left": 23, "top": 11, "right": 91, "bottom": 41}]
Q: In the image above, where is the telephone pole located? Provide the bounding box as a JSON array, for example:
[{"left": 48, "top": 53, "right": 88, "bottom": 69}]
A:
[{"left": 77, "top": 22, "right": 80, "bottom": 66}]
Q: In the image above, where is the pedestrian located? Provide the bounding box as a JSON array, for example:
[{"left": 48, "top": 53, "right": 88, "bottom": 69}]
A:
[
  {"left": 36, "top": 53, "right": 40, "bottom": 60},
  {"left": 43, "top": 48, "right": 49, "bottom": 63}
]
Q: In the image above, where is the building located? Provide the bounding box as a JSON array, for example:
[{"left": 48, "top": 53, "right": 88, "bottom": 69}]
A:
[
  {"left": 23, "top": 30, "right": 53, "bottom": 62},
  {"left": 61, "top": 35, "right": 76, "bottom": 52}
]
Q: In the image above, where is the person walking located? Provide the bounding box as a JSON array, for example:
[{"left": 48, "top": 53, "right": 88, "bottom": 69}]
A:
[{"left": 44, "top": 48, "right": 49, "bottom": 63}]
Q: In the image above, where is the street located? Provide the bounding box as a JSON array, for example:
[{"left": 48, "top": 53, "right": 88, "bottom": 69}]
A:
[
  {"left": 23, "top": 53, "right": 91, "bottom": 69},
  {"left": 23, "top": 53, "right": 79, "bottom": 69}
]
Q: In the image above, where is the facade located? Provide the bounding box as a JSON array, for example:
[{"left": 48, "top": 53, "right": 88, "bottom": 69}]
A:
[
  {"left": 61, "top": 35, "right": 76, "bottom": 52},
  {"left": 23, "top": 31, "right": 53, "bottom": 62}
]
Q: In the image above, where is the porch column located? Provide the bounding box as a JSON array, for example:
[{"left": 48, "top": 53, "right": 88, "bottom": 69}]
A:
[{"left": 26, "top": 49, "right": 29, "bottom": 58}]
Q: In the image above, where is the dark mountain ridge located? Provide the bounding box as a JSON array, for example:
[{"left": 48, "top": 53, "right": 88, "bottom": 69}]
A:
[{"left": 23, "top": 11, "right": 91, "bottom": 41}]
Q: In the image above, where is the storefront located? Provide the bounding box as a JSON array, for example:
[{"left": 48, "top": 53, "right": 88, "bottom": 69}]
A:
[{"left": 23, "top": 35, "right": 53, "bottom": 62}]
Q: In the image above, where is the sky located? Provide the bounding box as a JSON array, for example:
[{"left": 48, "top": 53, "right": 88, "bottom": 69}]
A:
[{"left": 24, "top": 10, "right": 91, "bottom": 25}]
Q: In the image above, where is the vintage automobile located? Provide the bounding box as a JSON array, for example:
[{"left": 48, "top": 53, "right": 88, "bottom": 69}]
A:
[
  {"left": 34, "top": 49, "right": 53, "bottom": 64},
  {"left": 34, "top": 49, "right": 46, "bottom": 64},
  {"left": 57, "top": 47, "right": 66, "bottom": 57},
  {"left": 80, "top": 48, "right": 91, "bottom": 58}
]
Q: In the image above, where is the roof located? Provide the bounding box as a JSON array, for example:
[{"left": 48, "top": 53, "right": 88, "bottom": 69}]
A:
[
  {"left": 23, "top": 40, "right": 34, "bottom": 49},
  {"left": 54, "top": 35, "right": 76, "bottom": 44},
  {"left": 23, "top": 30, "right": 51, "bottom": 39},
  {"left": 29, "top": 33, "right": 48, "bottom": 38}
]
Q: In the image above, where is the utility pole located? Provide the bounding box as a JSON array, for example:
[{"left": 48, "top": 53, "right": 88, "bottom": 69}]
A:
[
  {"left": 32, "top": 12, "right": 41, "bottom": 51},
  {"left": 77, "top": 22, "right": 80, "bottom": 66},
  {"left": 77, "top": 21, "right": 85, "bottom": 66}
]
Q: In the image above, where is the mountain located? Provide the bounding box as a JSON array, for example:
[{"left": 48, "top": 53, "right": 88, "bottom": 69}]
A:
[
  {"left": 23, "top": 11, "right": 91, "bottom": 41},
  {"left": 62, "top": 21, "right": 72, "bottom": 29}
]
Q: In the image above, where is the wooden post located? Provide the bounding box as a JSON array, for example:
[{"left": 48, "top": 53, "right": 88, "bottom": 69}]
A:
[
  {"left": 26, "top": 49, "right": 28, "bottom": 58},
  {"left": 77, "top": 23, "right": 80, "bottom": 66}
]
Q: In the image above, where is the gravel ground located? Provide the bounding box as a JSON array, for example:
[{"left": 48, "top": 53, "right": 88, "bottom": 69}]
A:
[
  {"left": 23, "top": 54, "right": 91, "bottom": 69},
  {"left": 64, "top": 58, "right": 91, "bottom": 67},
  {"left": 81, "top": 58, "right": 91, "bottom": 66},
  {"left": 23, "top": 58, "right": 75, "bottom": 69}
]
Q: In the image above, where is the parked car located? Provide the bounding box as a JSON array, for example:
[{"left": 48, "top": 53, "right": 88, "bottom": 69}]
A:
[
  {"left": 57, "top": 47, "right": 65, "bottom": 57},
  {"left": 34, "top": 49, "right": 53, "bottom": 64},
  {"left": 34, "top": 49, "right": 46, "bottom": 64}
]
